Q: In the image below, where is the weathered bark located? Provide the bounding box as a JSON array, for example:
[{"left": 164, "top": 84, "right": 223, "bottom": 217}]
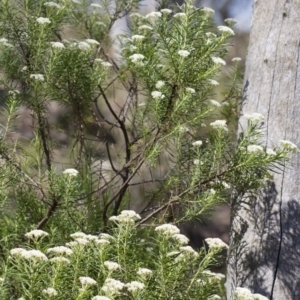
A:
[{"left": 226, "top": 0, "right": 300, "bottom": 299}]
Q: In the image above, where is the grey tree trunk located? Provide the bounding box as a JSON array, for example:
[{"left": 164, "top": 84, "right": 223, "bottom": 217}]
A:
[{"left": 226, "top": 0, "right": 300, "bottom": 299}]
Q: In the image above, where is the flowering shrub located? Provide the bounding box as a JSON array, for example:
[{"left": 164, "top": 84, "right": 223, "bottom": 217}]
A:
[{"left": 0, "top": 0, "right": 297, "bottom": 299}]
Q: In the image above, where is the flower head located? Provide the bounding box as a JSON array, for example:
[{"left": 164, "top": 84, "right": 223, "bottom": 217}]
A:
[
  {"left": 104, "top": 261, "right": 121, "bottom": 271},
  {"left": 36, "top": 17, "right": 51, "bottom": 25},
  {"left": 63, "top": 168, "right": 79, "bottom": 176},
  {"left": 155, "top": 224, "right": 180, "bottom": 236},
  {"left": 86, "top": 39, "right": 100, "bottom": 45},
  {"left": 247, "top": 145, "right": 264, "bottom": 153},
  {"left": 21, "top": 250, "right": 48, "bottom": 262},
  {"left": 208, "top": 79, "right": 219, "bottom": 86},
  {"left": 210, "top": 120, "right": 228, "bottom": 131},
  {"left": 44, "top": 2, "right": 61, "bottom": 9},
  {"left": 132, "top": 35, "right": 145, "bottom": 41},
  {"left": 92, "top": 296, "right": 112, "bottom": 300},
  {"left": 205, "top": 237, "right": 228, "bottom": 249},
  {"left": 232, "top": 57, "right": 242, "bottom": 62},
  {"left": 160, "top": 8, "right": 172, "bottom": 14},
  {"left": 212, "top": 57, "right": 226, "bottom": 66},
  {"left": 46, "top": 246, "right": 73, "bottom": 256},
  {"left": 145, "top": 11, "right": 162, "bottom": 20},
  {"left": 235, "top": 287, "right": 253, "bottom": 300},
  {"left": 266, "top": 148, "right": 276, "bottom": 156},
  {"left": 225, "top": 18, "right": 237, "bottom": 25},
  {"left": 186, "top": 87, "right": 195, "bottom": 94},
  {"left": 173, "top": 233, "right": 189, "bottom": 245},
  {"left": 126, "top": 281, "right": 145, "bottom": 293},
  {"left": 192, "top": 140, "right": 203, "bottom": 147},
  {"left": 51, "top": 42, "right": 65, "bottom": 49},
  {"left": 25, "top": 229, "right": 49, "bottom": 240},
  {"left": 210, "top": 100, "right": 221, "bottom": 107},
  {"left": 42, "top": 288, "right": 58, "bottom": 297},
  {"left": 137, "top": 267, "right": 153, "bottom": 277},
  {"left": 178, "top": 50, "right": 190, "bottom": 57},
  {"left": 280, "top": 140, "right": 298, "bottom": 152},
  {"left": 218, "top": 25, "right": 235, "bottom": 36},
  {"left": 79, "top": 276, "right": 97, "bottom": 287},
  {"left": 101, "top": 278, "right": 125, "bottom": 295},
  {"left": 244, "top": 112, "right": 265, "bottom": 124},
  {"left": 151, "top": 91, "right": 165, "bottom": 100},
  {"left": 50, "top": 257, "right": 70, "bottom": 264},
  {"left": 129, "top": 53, "right": 145, "bottom": 65},
  {"left": 155, "top": 81, "right": 165, "bottom": 89},
  {"left": 202, "top": 7, "right": 215, "bottom": 16},
  {"left": 78, "top": 41, "right": 90, "bottom": 50},
  {"left": 30, "top": 74, "right": 44, "bottom": 81},
  {"left": 174, "top": 12, "right": 186, "bottom": 19},
  {"left": 109, "top": 210, "right": 141, "bottom": 224}
]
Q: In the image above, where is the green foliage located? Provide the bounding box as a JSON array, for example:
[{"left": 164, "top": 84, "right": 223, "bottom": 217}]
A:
[{"left": 0, "top": 0, "right": 296, "bottom": 299}]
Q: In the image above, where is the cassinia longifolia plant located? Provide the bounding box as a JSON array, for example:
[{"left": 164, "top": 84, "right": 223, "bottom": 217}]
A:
[{"left": 0, "top": 0, "right": 296, "bottom": 299}]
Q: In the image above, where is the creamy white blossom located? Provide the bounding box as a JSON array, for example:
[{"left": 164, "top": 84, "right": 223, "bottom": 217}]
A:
[
  {"left": 173, "top": 233, "right": 189, "bottom": 245},
  {"left": 235, "top": 287, "right": 253, "bottom": 300},
  {"left": 232, "top": 57, "right": 242, "bottom": 62},
  {"left": 25, "top": 229, "right": 49, "bottom": 239},
  {"left": 155, "top": 81, "right": 165, "bottom": 89},
  {"left": 218, "top": 25, "right": 235, "bottom": 36},
  {"left": 280, "top": 140, "right": 298, "bottom": 151},
  {"left": 247, "top": 145, "right": 264, "bottom": 153},
  {"left": 222, "top": 181, "right": 231, "bottom": 189},
  {"left": 30, "top": 74, "right": 45, "bottom": 81},
  {"left": 203, "top": 270, "right": 225, "bottom": 282},
  {"left": 132, "top": 35, "right": 145, "bottom": 41},
  {"left": 155, "top": 224, "right": 180, "bottom": 236},
  {"left": 78, "top": 41, "right": 90, "bottom": 50},
  {"left": 44, "top": 2, "right": 61, "bottom": 9},
  {"left": 109, "top": 210, "right": 141, "bottom": 224},
  {"left": 101, "top": 62, "right": 113, "bottom": 67},
  {"left": 174, "top": 12, "right": 186, "bottom": 19},
  {"left": 210, "top": 188, "right": 216, "bottom": 195},
  {"left": 21, "top": 250, "right": 48, "bottom": 261},
  {"left": 208, "top": 295, "right": 221, "bottom": 300},
  {"left": 193, "top": 159, "right": 202, "bottom": 165},
  {"left": 10, "top": 248, "right": 27, "bottom": 257},
  {"left": 51, "top": 42, "right": 65, "bottom": 49},
  {"left": 210, "top": 120, "right": 228, "bottom": 131},
  {"left": 244, "top": 112, "right": 265, "bottom": 124},
  {"left": 101, "top": 278, "right": 125, "bottom": 295},
  {"left": 50, "top": 257, "right": 70, "bottom": 264},
  {"left": 151, "top": 91, "right": 165, "bottom": 99},
  {"left": 42, "top": 288, "right": 58, "bottom": 297},
  {"left": 160, "top": 8, "right": 172, "bottom": 14},
  {"left": 36, "top": 17, "right": 51, "bottom": 25},
  {"left": 91, "top": 3, "right": 102, "bottom": 8},
  {"left": 225, "top": 18, "right": 237, "bottom": 25},
  {"left": 95, "top": 239, "right": 110, "bottom": 246},
  {"left": 252, "top": 294, "right": 269, "bottom": 300},
  {"left": 266, "top": 148, "right": 276, "bottom": 156},
  {"left": 137, "top": 267, "right": 153, "bottom": 277},
  {"left": 63, "top": 168, "right": 79, "bottom": 176},
  {"left": 192, "top": 140, "right": 203, "bottom": 147},
  {"left": 79, "top": 276, "right": 97, "bottom": 287},
  {"left": 86, "top": 39, "right": 100, "bottom": 45},
  {"left": 129, "top": 53, "right": 145, "bottom": 64},
  {"left": 212, "top": 57, "right": 226, "bottom": 66},
  {"left": 208, "top": 79, "right": 219, "bottom": 86},
  {"left": 186, "top": 87, "right": 195, "bottom": 94},
  {"left": 210, "top": 99, "right": 221, "bottom": 107},
  {"left": 104, "top": 261, "right": 121, "bottom": 271},
  {"left": 70, "top": 232, "right": 86, "bottom": 239},
  {"left": 145, "top": 11, "right": 162, "bottom": 20},
  {"left": 47, "top": 246, "right": 73, "bottom": 256},
  {"left": 179, "top": 246, "right": 198, "bottom": 257},
  {"left": 0, "top": 38, "right": 8, "bottom": 44},
  {"left": 206, "top": 32, "right": 217, "bottom": 38},
  {"left": 205, "top": 237, "right": 228, "bottom": 249},
  {"left": 126, "top": 281, "right": 145, "bottom": 292},
  {"left": 138, "top": 25, "right": 153, "bottom": 31},
  {"left": 99, "top": 233, "right": 113, "bottom": 240},
  {"left": 178, "top": 50, "right": 190, "bottom": 57},
  {"left": 130, "top": 13, "right": 142, "bottom": 19},
  {"left": 92, "top": 297, "right": 111, "bottom": 300},
  {"left": 202, "top": 7, "right": 215, "bottom": 16}
]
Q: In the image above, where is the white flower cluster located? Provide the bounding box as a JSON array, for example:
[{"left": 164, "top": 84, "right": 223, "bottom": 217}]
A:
[
  {"left": 172, "top": 233, "right": 189, "bottom": 245},
  {"left": 86, "top": 39, "right": 100, "bottom": 45},
  {"left": 25, "top": 229, "right": 49, "bottom": 240},
  {"left": 51, "top": 42, "right": 65, "bottom": 49},
  {"left": 192, "top": 140, "right": 203, "bottom": 147},
  {"left": 46, "top": 246, "right": 73, "bottom": 256},
  {"left": 212, "top": 57, "right": 226, "bottom": 66},
  {"left": 44, "top": 2, "right": 61, "bottom": 9},
  {"left": 266, "top": 148, "right": 276, "bottom": 156},
  {"left": 235, "top": 287, "right": 268, "bottom": 300},
  {"left": 160, "top": 8, "right": 172, "bottom": 14},
  {"left": 155, "top": 224, "right": 180, "bottom": 236},
  {"left": 129, "top": 53, "right": 145, "bottom": 65},
  {"left": 78, "top": 41, "right": 90, "bottom": 50},
  {"left": 36, "top": 17, "right": 51, "bottom": 25},
  {"left": 155, "top": 80, "right": 165, "bottom": 89},
  {"left": 101, "top": 278, "right": 125, "bottom": 295},
  {"left": 109, "top": 210, "right": 141, "bottom": 224},
  {"left": 104, "top": 261, "right": 121, "bottom": 271},
  {"left": 201, "top": 7, "right": 215, "bottom": 16},
  {"left": 91, "top": 3, "right": 102, "bottom": 9},
  {"left": 210, "top": 120, "right": 228, "bottom": 131},
  {"left": 174, "top": 12, "right": 186, "bottom": 19},
  {"left": 137, "top": 267, "right": 153, "bottom": 277},
  {"left": 63, "top": 168, "right": 78, "bottom": 176},
  {"left": 42, "top": 287, "right": 58, "bottom": 297},
  {"left": 66, "top": 232, "right": 111, "bottom": 248},
  {"left": 30, "top": 74, "right": 45, "bottom": 81},
  {"left": 202, "top": 270, "right": 225, "bottom": 282},
  {"left": 145, "top": 11, "right": 162, "bottom": 20},
  {"left": 50, "top": 257, "right": 70, "bottom": 264},
  {"left": 79, "top": 276, "right": 97, "bottom": 287},
  {"left": 126, "top": 281, "right": 145, "bottom": 293},
  {"left": 138, "top": 25, "right": 153, "bottom": 31},
  {"left": 186, "top": 87, "right": 195, "bottom": 94},
  {"left": 244, "top": 112, "right": 264, "bottom": 124},
  {"left": 151, "top": 91, "right": 165, "bottom": 100},
  {"left": 10, "top": 248, "right": 48, "bottom": 262},
  {"left": 218, "top": 25, "right": 235, "bottom": 36},
  {"left": 232, "top": 57, "right": 242, "bottom": 62},
  {"left": 247, "top": 145, "right": 264, "bottom": 154},
  {"left": 178, "top": 50, "right": 190, "bottom": 57},
  {"left": 132, "top": 35, "right": 145, "bottom": 42},
  {"left": 205, "top": 237, "right": 228, "bottom": 249},
  {"left": 280, "top": 140, "right": 298, "bottom": 152},
  {"left": 92, "top": 296, "right": 111, "bottom": 300},
  {"left": 208, "top": 79, "right": 219, "bottom": 86},
  {"left": 210, "top": 99, "right": 221, "bottom": 107}
]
